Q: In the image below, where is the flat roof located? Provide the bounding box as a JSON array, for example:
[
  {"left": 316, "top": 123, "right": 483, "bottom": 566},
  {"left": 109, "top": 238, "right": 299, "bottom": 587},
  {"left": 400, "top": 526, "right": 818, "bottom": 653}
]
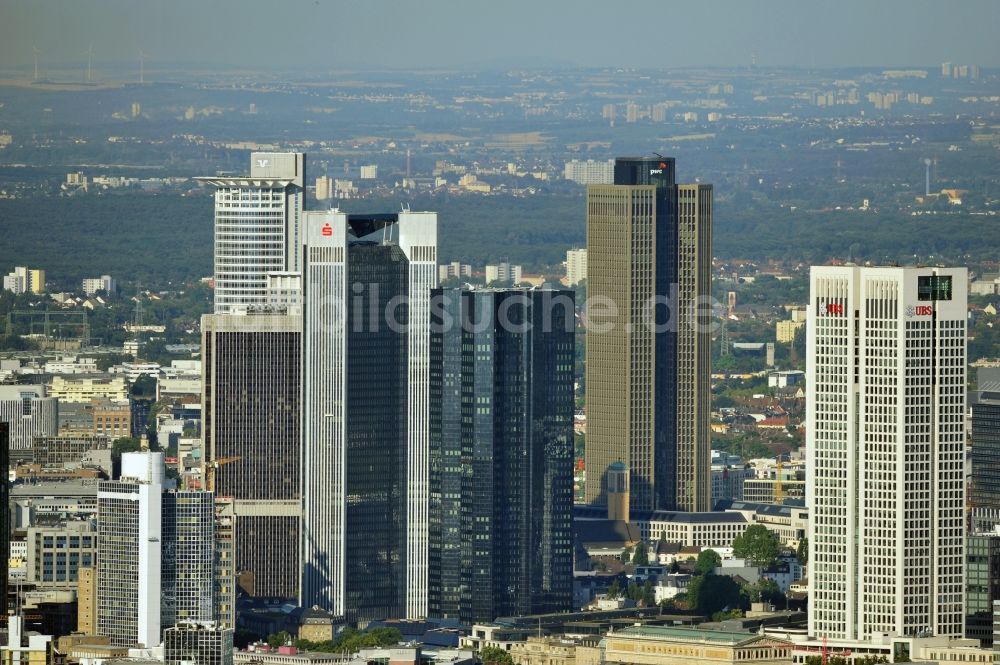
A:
[{"left": 614, "top": 625, "right": 772, "bottom": 644}]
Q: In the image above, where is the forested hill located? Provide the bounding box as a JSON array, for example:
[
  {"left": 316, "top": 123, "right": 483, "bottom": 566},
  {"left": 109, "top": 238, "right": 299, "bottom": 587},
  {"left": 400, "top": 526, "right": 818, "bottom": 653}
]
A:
[{"left": 1, "top": 191, "right": 998, "bottom": 289}]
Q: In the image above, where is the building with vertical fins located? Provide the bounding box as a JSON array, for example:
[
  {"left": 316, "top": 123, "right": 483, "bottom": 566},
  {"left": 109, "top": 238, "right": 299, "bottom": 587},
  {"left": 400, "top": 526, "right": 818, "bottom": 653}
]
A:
[
  {"left": 806, "top": 266, "right": 966, "bottom": 640},
  {"left": 584, "top": 157, "right": 712, "bottom": 513},
  {"left": 197, "top": 152, "right": 305, "bottom": 314},
  {"left": 428, "top": 287, "right": 575, "bottom": 622},
  {"left": 201, "top": 312, "right": 302, "bottom": 603},
  {"left": 1, "top": 422, "right": 8, "bottom": 613},
  {"left": 97, "top": 451, "right": 216, "bottom": 647},
  {"left": 300, "top": 209, "right": 437, "bottom": 622}
]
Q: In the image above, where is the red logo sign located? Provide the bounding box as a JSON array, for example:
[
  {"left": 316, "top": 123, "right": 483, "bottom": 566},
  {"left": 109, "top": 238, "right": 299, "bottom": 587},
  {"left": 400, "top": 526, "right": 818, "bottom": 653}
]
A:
[
  {"left": 659, "top": 162, "right": 667, "bottom": 169},
  {"left": 321, "top": 223, "right": 332, "bottom": 237},
  {"left": 915, "top": 305, "right": 933, "bottom": 316},
  {"left": 826, "top": 303, "right": 844, "bottom": 315}
]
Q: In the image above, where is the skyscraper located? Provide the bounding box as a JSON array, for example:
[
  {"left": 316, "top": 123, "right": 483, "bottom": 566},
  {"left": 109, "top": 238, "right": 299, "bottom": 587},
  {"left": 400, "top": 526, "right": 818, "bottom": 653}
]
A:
[
  {"left": 197, "top": 152, "right": 306, "bottom": 314},
  {"left": 806, "top": 266, "right": 967, "bottom": 640},
  {"left": 97, "top": 451, "right": 216, "bottom": 647},
  {"left": 202, "top": 312, "right": 302, "bottom": 602},
  {"left": 584, "top": 157, "right": 712, "bottom": 513},
  {"left": 300, "top": 209, "right": 437, "bottom": 622},
  {"left": 971, "top": 383, "right": 1000, "bottom": 511},
  {"left": 428, "top": 288, "right": 575, "bottom": 623},
  {"left": 1, "top": 422, "right": 8, "bottom": 614},
  {"left": 97, "top": 451, "right": 166, "bottom": 647}
]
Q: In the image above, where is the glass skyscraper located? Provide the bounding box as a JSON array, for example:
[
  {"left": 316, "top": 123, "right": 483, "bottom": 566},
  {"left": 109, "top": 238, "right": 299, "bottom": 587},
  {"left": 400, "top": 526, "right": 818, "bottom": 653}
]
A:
[{"left": 429, "top": 288, "right": 575, "bottom": 622}]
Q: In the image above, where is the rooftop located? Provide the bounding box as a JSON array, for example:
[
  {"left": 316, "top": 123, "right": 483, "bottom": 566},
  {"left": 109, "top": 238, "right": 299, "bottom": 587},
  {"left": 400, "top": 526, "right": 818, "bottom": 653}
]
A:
[{"left": 614, "top": 625, "right": 775, "bottom": 645}]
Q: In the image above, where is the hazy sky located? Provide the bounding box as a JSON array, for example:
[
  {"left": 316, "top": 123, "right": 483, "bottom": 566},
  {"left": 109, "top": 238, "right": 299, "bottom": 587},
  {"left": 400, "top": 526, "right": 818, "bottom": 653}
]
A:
[{"left": 2, "top": 0, "right": 999, "bottom": 72}]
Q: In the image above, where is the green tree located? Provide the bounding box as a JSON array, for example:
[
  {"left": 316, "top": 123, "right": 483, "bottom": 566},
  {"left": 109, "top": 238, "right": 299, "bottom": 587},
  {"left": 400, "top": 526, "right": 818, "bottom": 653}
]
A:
[
  {"left": 112, "top": 436, "right": 142, "bottom": 460},
  {"left": 732, "top": 524, "right": 779, "bottom": 567},
  {"left": 480, "top": 646, "right": 514, "bottom": 665},
  {"left": 641, "top": 579, "right": 656, "bottom": 606},
  {"left": 632, "top": 542, "right": 649, "bottom": 566},
  {"left": 796, "top": 538, "right": 808, "bottom": 565},
  {"left": 267, "top": 631, "right": 291, "bottom": 648},
  {"left": 620, "top": 546, "right": 632, "bottom": 563},
  {"left": 685, "top": 574, "right": 745, "bottom": 616},
  {"left": 607, "top": 578, "right": 622, "bottom": 599},
  {"left": 696, "top": 549, "right": 722, "bottom": 575}
]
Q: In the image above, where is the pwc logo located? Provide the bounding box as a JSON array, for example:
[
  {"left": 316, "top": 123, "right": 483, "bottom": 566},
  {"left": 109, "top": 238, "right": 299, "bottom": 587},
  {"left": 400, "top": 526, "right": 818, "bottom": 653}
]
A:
[
  {"left": 321, "top": 223, "right": 333, "bottom": 237},
  {"left": 659, "top": 161, "right": 667, "bottom": 169}
]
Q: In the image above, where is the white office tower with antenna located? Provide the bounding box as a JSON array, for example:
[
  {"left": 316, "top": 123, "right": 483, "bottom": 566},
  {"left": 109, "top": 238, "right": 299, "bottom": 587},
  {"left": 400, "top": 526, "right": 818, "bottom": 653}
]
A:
[
  {"left": 807, "top": 266, "right": 966, "bottom": 641},
  {"left": 198, "top": 153, "right": 306, "bottom": 314}
]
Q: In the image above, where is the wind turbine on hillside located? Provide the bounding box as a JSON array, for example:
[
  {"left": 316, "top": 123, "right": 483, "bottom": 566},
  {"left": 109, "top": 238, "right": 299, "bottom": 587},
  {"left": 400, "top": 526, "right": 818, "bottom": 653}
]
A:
[
  {"left": 84, "top": 44, "right": 94, "bottom": 82},
  {"left": 139, "top": 50, "right": 149, "bottom": 84}
]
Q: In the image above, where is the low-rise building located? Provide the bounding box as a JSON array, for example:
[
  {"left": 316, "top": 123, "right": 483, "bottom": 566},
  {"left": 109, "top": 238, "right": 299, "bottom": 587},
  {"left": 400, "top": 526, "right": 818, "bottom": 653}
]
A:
[
  {"left": 48, "top": 376, "right": 128, "bottom": 403},
  {"left": 600, "top": 626, "right": 792, "bottom": 665}
]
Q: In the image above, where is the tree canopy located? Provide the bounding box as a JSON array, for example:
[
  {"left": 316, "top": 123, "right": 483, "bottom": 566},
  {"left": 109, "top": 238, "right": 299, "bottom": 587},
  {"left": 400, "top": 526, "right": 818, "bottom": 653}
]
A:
[{"left": 732, "top": 524, "right": 780, "bottom": 567}]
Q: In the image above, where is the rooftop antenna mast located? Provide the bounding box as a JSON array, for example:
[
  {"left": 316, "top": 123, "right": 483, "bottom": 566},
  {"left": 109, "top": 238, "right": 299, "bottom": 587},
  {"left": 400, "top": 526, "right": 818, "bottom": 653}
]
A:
[
  {"left": 32, "top": 46, "right": 39, "bottom": 81},
  {"left": 139, "top": 50, "right": 149, "bottom": 84},
  {"left": 924, "top": 158, "right": 932, "bottom": 196}
]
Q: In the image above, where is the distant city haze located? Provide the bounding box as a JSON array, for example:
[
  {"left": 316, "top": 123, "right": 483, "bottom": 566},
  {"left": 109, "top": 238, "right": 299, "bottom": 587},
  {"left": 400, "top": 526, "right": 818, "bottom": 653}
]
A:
[{"left": 1, "top": 0, "right": 999, "bottom": 72}]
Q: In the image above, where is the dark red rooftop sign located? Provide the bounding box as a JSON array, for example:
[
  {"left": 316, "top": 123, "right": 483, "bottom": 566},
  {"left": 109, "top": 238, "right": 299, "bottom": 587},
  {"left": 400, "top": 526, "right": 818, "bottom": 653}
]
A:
[
  {"left": 321, "top": 223, "right": 332, "bottom": 237},
  {"left": 826, "top": 303, "right": 844, "bottom": 315}
]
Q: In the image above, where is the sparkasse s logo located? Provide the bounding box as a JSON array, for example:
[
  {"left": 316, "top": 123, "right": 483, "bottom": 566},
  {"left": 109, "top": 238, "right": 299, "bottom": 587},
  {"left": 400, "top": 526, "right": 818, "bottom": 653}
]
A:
[{"left": 321, "top": 223, "right": 333, "bottom": 237}]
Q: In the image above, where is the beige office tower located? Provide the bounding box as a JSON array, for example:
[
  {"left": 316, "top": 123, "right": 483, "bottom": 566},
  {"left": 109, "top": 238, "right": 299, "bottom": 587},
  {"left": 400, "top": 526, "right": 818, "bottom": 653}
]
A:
[{"left": 584, "top": 158, "right": 712, "bottom": 513}]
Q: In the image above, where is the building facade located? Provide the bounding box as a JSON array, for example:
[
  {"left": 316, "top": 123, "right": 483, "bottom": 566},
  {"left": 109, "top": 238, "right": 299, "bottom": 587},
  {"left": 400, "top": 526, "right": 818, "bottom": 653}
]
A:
[
  {"left": 162, "top": 491, "right": 215, "bottom": 626},
  {"left": 81, "top": 275, "right": 116, "bottom": 296},
  {"left": 202, "top": 312, "right": 302, "bottom": 602},
  {"left": 26, "top": 520, "right": 96, "bottom": 589},
  {"left": 565, "top": 248, "right": 587, "bottom": 286},
  {"left": 564, "top": 159, "right": 614, "bottom": 185},
  {"left": 971, "top": 386, "right": 1000, "bottom": 511},
  {"left": 428, "top": 288, "right": 575, "bottom": 623},
  {"left": 197, "top": 152, "right": 305, "bottom": 314},
  {"left": 806, "top": 266, "right": 967, "bottom": 639},
  {"left": 585, "top": 157, "right": 712, "bottom": 513},
  {"left": 300, "top": 210, "right": 437, "bottom": 622},
  {"left": 0, "top": 385, "right": 58, "bottom": 456},
  {"left": 1, "top": 423, "right": 8, "bottom": 611},
  {"left": 164, "top": 621, "right": 234, "bottom": 665},
  {"left": 3, "top": 266, "right": 45, "bottom": 294}
]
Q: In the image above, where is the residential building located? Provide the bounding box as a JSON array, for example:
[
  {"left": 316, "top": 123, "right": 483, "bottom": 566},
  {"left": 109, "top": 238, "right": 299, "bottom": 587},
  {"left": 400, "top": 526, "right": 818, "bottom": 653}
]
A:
[
  {"left": 563, "top": 159, "right": 614, "bottom": 185},
  {"left": 202, "top": 312, "right": 302, "bottom": 603},
  {"left": 485, "top": 262, "right": 522, "bottom": 285},
  {"left": 428, "top": 288, "right": 575, "bottom": 623},
  {"left": 438, "top": 261, "right": 472, "bottom": 282},
  {"left": 585, "top": 157, "right": 713, "bottom": 512},
  {"left": 565, "top": 248, "right": 587, "bottom": 286},
  {"left": 776, "top": 319, "right": 805, "bottom": 343},
  {"left": 197, "top": 152, "right": 306, "bottom": 314},
  {"left": 359, "top": 165, "right": 378, "bottom": 179},
  {"left": 0, "top": 385, "right": 58, "bottom": 455},
  {"left": 164, "top": 621, "right": 234, "bottom": 665},
  {"left": 300, "top": 209, "right": 437, "bottom": 622},
  {"left": 81, "top": 276, "right": 117, "bottom": 296},
  {"left": 3, "top": 266, "right": 45, "bottom": 294},
  {"left": 807, "top": 266, "right": 967, "bottom": 639}
]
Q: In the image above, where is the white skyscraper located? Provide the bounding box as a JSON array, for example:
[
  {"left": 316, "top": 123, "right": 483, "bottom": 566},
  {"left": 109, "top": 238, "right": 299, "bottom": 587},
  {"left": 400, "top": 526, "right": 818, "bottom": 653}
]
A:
[
  {"left": 300, "top": 209, "right": 437, "bottom": 621},
  {"left": 97, "top": 451, "right": 216, "bottom": 647},
  {"left": 198, "top": 153, "right": 305, "bottom": 314},
  {"left": 98, "top": 451, "right": 165, "bottom": 648},
  {"left": 806, "top": 265, "right": 967, "bottom": 640}
]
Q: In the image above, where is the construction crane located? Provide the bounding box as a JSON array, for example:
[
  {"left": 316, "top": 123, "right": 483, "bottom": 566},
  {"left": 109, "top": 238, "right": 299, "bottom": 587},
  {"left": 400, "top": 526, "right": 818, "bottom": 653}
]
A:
[{"left": 204, "top": 456, "right": 241, "bottom": 492}]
